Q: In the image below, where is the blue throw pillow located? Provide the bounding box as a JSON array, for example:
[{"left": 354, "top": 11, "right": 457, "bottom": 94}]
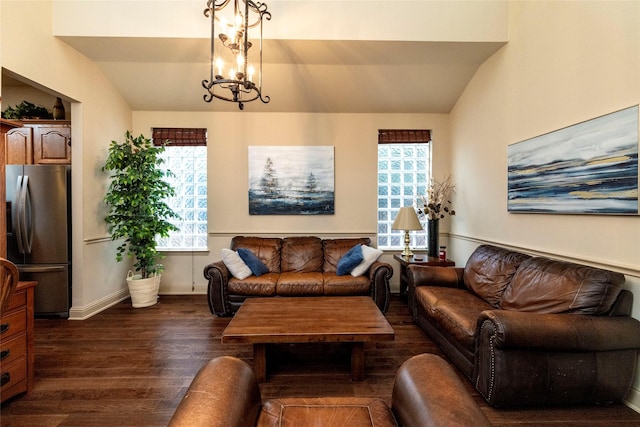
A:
[
  {"left": 336, "top": 244, "right": 364, "bottom": 276},
  {"left": 237, "top": 248, "right": 269, "bottom": 277}
]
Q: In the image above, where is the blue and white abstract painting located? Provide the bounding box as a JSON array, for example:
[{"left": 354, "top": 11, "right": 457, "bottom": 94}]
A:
[
  {"left": 508, "top": 106, "right": 639, "bottom": 214},
  {"left": 248, "top": 146, "right": 335, "bottom": 215}
]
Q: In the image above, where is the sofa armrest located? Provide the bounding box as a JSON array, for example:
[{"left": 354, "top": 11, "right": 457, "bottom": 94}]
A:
[
  {"left": 407, "top": 265, "right": 465, "bottom": 288},
  {"left": 204, "top": 260, "right": 232, "bottom": 316},
  {"left": 478, "top": 310, "right": 640, "bottom": 352},
  {"left": 168, "top": 356, "right": 262, "bottom": 427},
  {"left": 368, "top": 260, "right": 392, "bottom": 313},
  {"left": 476, "top": 310, "right": 640, "bottom": 406},
  {"left": 392, "top": 354, "right": 490, "bottom": 427}
]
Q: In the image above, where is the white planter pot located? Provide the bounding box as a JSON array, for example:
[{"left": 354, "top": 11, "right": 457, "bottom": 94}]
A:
[{"left": 126, "top": 271, "right": 161, "bottom": 308}]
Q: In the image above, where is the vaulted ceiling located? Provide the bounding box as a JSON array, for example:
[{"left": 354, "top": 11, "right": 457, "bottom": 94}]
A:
[
  {"left": 59, "top": 37, "right": 505, "bottom": 113},
  {"left": 4, "top": 1, "right": 508, "bottom": 114}
]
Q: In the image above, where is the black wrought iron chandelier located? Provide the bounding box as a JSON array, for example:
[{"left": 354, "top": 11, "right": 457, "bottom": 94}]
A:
[{"left": 202, "top": 0, "right": 271, "bottom": 110}]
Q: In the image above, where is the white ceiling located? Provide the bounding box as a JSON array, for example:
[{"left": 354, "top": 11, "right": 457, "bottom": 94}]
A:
[{"left": 55, "top": 36, "right": 505, "bottom": 114}]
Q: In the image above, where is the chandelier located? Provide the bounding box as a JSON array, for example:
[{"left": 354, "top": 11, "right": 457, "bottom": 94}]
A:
[{"left": 202, "top": 0, "right": 271, "bottom": 110}]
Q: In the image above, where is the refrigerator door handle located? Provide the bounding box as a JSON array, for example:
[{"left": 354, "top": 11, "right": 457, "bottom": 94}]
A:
[
  {"left": 18, "top": 265, "right": 66, "bottom": 273},
  {"left": 13, "top": 175, "right": 25, "bottom": 254},
  {"left": 18, "top": 175, "right": 33, "bottom": 255}
]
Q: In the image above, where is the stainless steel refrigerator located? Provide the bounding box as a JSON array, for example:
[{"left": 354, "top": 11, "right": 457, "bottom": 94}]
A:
[{"left": 6, "top": 164, "right": 71, "bottom": 317}]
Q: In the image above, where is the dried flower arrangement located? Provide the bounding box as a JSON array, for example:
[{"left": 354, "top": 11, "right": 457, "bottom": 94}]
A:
[{"left": 417, "top": 175, "right": 456, "bottom": 220}]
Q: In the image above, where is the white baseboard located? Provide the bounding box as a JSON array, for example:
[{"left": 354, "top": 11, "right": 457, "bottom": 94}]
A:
[
  {"left": 625, "top": 386, "right": 640, "bottom": 413},
  {"left": 68, "top": 289, "right": 129, "bottom": 320}
]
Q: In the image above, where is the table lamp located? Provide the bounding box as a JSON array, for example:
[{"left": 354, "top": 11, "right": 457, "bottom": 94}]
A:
[{"left": 392, "top": 207, "right": 423, "bottom": 257}]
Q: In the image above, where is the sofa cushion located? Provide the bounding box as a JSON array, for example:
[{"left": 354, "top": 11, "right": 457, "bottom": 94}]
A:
[
  {"left": 231, "top": 236, "right": 282, "bottom": 273},
  {"left": 238, "top": 248, "right": 270, "bottom": 277},
  {"left": 501, "top": 257, "right": 625, "bottom": 314},
  {"left": 336, "top": 244, "right": 364, "bottom": 276},
  {"left": 228, "top": 274, "right": 278, "bottom": 296},
  {"left": 281, "top": 237, "right": 323, "bottom": 273},
  {"left": 323, "top": 273, "right": 371, "bottom": 295},
  {"left": 322, "top": 238, "right": 371, "bottom": 273},
  {"left": 415, "top": 287, "right": 493, "bottom": 353},
  {"left": 351, "top": 245, "right": 383, "bottom": 277},
  {"left": 276, "top": 272, "right": 324, "bottom": 295},
  {"left": 464, "top": 245, "right": 531, "bottom": 308},
  {"left": 258, "top": 397, "right": 397, "bottom": 427},
  {"left": 221, "top": 248, "right": 252, "bottom": 279}
]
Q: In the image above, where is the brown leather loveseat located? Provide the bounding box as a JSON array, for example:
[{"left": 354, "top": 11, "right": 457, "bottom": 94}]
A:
[
  {"left": 168, "top": 353, "right": 490, "bottom": 427},
  {"left": 407, "top": 244, "right": 640, "bottom": 407},
  {"left": 205, "top": 236, "right": 392, "bottom": 316}
]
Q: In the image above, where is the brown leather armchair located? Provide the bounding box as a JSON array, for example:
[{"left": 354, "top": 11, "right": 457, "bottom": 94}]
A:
[{"left": 168, "top": 354, "right": 490, "bottom": 427}]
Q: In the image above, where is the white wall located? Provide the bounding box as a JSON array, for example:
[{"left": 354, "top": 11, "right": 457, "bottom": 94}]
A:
[
  {"left": 1, "top": 0, "right": 134, "bottom": 318},
  {"left": 449, "top": 0, "right": 640, "bottom": 410},
  {"left": 132, "top": 111, "right": 452, "bottom": 294}
]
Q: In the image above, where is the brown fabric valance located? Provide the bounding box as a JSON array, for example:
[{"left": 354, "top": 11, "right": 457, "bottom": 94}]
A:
[
  {"left": 152, "top": 127, "right": 207, "bottom": 146},
  {"left": 378, "top": 129, "right": 431, "bottom": 144}
]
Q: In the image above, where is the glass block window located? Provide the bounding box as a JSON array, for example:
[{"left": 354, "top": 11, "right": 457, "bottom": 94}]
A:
[
  {"left": 153, "top": 128, "right": 208, "bottom": 250},
  {"left": 377, "top": 130, "right": 431, "bottom": 249}
]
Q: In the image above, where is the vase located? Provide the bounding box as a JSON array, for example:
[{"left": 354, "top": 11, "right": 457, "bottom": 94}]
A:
[
  {"left": 53, "top": 97, "right": 65, "bottom": 120},
  {"left": 427, "top": 219, "right": 439, "bottom": 258}
]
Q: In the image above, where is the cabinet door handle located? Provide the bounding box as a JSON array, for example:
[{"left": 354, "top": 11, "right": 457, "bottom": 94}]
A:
[
  {"left": 0, "top": 372, "right": 9, "bottom": 387},
  {"left": 0, "top": 324, "right": 8, "bottom": 334},
  {"left": 0, "top": 349, "right": 9, "bottom": 361}
]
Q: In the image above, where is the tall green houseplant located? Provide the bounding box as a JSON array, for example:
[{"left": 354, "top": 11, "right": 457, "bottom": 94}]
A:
[{"left": 103, "top": 131, "right": 179, "bottom": 279}]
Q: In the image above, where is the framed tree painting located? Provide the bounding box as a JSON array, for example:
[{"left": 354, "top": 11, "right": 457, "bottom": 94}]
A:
[
  {"left": 248, "top": 146, "right": 335, "bottom": 215},
  {"left": 508, "top": 105, "right": 639, "bottom": 214}
]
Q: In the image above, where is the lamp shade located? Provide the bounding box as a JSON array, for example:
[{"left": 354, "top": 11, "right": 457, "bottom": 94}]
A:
[{"left": 391, "top": 207, "right": 423, "bottom": 231}]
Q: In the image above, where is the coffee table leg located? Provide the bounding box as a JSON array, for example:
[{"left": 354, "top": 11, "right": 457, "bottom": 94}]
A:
[
  {"left": 351, "top": 342, "right": 364, "bottom": 381},
  {"left": 253, "top": 343, "right": 267, "bottom": 383}
]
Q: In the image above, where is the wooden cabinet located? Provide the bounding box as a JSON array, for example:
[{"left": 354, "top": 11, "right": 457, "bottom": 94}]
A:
[
  {"left": 33, "top": 125, "right": 71, "bottom": 164},
  {"left": 5, "top": 127, "right": 33, "bottom": 164},
  {"left": 4, "top": 120, "right": 71, "bottom": 165},
  {"left": 0, "top": 281, "right": 36, "bottom": 403}
]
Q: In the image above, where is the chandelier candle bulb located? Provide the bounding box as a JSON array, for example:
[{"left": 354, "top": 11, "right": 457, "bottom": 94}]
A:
[{"left": 216, "top": 58, "right": 223, "bottom": 77}]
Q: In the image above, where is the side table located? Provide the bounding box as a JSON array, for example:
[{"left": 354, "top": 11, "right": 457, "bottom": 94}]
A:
[{"left": 394, "top": 254, "right": 455, "bottom": 298}]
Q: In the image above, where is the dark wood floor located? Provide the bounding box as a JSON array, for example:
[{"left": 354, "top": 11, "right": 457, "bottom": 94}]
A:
[{"left": 2, "top": 295, "right": 640, "bottom": 426}]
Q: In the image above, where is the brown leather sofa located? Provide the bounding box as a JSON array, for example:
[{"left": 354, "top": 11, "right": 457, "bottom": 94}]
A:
[
  {"left": 168, "top": 353, "right": 491, "bottom": 427},
  {"left": 407, "top": 244, "right": 640, "bottom": 407},
  {"left": 205, "top": 236, "right": 392, "bottom": 316}
]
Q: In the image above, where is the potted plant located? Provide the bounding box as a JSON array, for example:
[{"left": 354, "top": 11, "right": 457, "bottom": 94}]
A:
[{"left": 103, "top": 131, "right": 179, "bottom": 308}]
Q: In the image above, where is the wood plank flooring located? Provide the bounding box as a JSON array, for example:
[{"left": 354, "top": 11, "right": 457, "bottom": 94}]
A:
[{"left": 2, "top": 295, "right": 640, "bottom": 426}]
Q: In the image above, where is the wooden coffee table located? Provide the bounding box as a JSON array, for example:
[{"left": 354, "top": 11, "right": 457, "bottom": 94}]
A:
[{"left": 221, "top": 296, "right": 394, "bottom": 382}]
